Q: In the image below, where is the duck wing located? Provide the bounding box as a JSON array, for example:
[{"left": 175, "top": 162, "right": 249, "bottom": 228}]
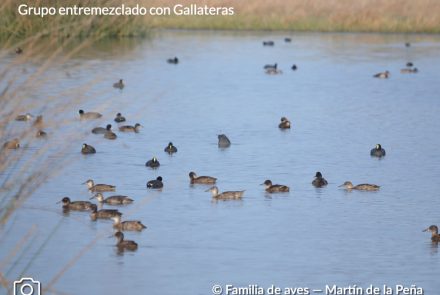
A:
[
  {"left": 107, "top": 195, "right": 129, "bottom": 200},
  {"left": 220, "top": 190, "right": 245, "bottom": 199},
  {"left": 197, "top": 176, "right": 217, "bottom": 183},
  {"left": 355, "top": 184, "right": 380, "bottom": 190},
  {"left": 100, "top": 209, "right": 121, "bottom": 213},
  {"left": 119, "top": 126, "right": 133, "bottom": 131}
]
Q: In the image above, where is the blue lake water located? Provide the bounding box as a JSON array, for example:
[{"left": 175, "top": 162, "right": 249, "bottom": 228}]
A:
[{"left": 1, "top": 31, "right": 440, "bottom": 295}]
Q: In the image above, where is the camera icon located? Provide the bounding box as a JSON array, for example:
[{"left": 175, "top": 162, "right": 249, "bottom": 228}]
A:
[{"left": 13, "top": 278, "right": 41, "bottom": 295}]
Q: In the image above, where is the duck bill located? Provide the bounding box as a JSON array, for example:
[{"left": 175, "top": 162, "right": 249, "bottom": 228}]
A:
[
  {"left": 89, "top": 196, "right": 95, "bottom": 200},
  {"left": 422, "top": 228, "right": 429, "bottom": 232},
  {"left": 338, "top": 184, "right": 345, "bottom": 187}
]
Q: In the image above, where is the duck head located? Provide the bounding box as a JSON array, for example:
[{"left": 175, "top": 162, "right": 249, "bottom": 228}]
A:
[
  {"left": 423, "top": 225, "right": 439, "bottom": 234},
  {"left": 260, "top": 180, "right": 273, "bottom": 188},
  {"left": 339, "top": 181, "right": 354, "bottom": 189},
  {"left": 205, "top": 186, "right": 219, "bottom": 196}
]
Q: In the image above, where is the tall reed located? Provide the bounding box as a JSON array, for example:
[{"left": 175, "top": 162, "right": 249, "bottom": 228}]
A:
[
  {"left": 0, "top": 2, "right": 145, "bottom": 291},
  {"left": 0, "top": 0, "right": 148, "bottom": 41}
]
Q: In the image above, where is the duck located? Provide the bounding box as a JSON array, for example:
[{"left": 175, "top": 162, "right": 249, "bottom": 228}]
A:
[
  {"left": 291, "top": 64, "right": 298, "bottom": 71},
  {"left": 113, "top": 79, "right": 124, "bottom": 89},
  {"left": 218, "top": 134, "right": 231, "bottom": 148},
  {"left": 406, "top": 62, "right": 414, "bottom": 67},
  {"left": 92, "top": 124, "right": 112, "bottom": 134},
  {"left": 206, "top": 186, "right": 244, "bottom": 200},
  {"left": 104, "top": 130, "right": 117, "bottom": 140},
  {"left": 423, "top": 225, "right": 440, "bottom": 242},
  {"left": 58, "top": 197, "right": 94, "bottom": 211},
  {"left": 167, "top": 57, "right": 179, "bottom": 64},
  {"left": 339, "top": 181, "right": 380, "bottom": 191},
  {"left": 3, "top": 138, "right": 20, "bottom": 149},
  {"left": 114, "top": 113, "right": 126, "bottom": 123},
  {"left": 147, "top": 176, "right": 163, "bottom": 189},
  {"left": 113, "top": 231, "right": 138, "bottom": 251},
  {"left": 15, "top": 47, "right": 23, "bottom": 54},
  {"left": 81, "top": 143, "right": 96, "bottom": 154},
  {"left": 33, "top": 115, "right": 43, "bottom": 127},
  {"left": 79, "top": 109, "right": 102, "bottom": 119},
  {"left": 400, "top": 67, "right": 418, "bottom": 74},
  {"left": 261, "top": 180, "right": 290, "bottom": 193},
  {"left": 405, "top": 42, "right": 411, "bottom": 47},
  {"left": 36, "top": 130, "right": 47, "bottom": 138},
  {"left": 145, "top": 157, "right": 160, "bottom": 168},
  {"left": 15, "top": 113, "right": 33, "bottom": 121},
  {"left": 112, "top": 216, "right": 146, "bottom": 231},
  {"left": 284, "top": 38, "right": 292, "bottom": 43},
  {"left": 189, "top": 171, "right": 217, "bottom": 184},
  {"left": 373, "top": 71, "right": 389, "bottom": 79},
  {"left": 164, "top": 142, "right": 177, "bottom": 154},
  {"left": 370, "top": 144, "right": 386, "bottom": 157},
  {"left": 90, "top": 204, "right": 122, "bottom": 220},
  {"left": 312, "top": 172, "right": 328, "bottom": 188},
  {"left": 265, "top": 68, "right": 283, "bottom": 75},
  {"left": 119, "top": 123, "right": 141, "bottom": 133},
  {"left": 263, "top": 63, "right": 277, "bottom": 70},
  {"left": 83, "top": 179, "right": 116, "bottom": 192},
  {"left": 90, "top": 193, "right": 133, "bottom": 205},
  {"left": 278, "top": 117, "right": 291, "bottom": 129},
  {"left": 263, "top": 41, "right": 274, "bottom": 46}
]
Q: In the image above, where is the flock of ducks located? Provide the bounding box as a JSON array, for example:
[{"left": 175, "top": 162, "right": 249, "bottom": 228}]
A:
[
  {"left": 266, "top": 61, "right": 418, "bottom": 78},
  {"left": 77, "top": 111, "right": 143, "bottom": 154},
  {"left": 262, "top": 39, "right": 298, "bottom": 74},
  {"left": 373, "top": 61, "right": 419, "bottom": 78},
  {"left": 261, "top": 39, "right": 418, "bottom": 77},
  {"left": 59, "top": 176, "right": 146, "bottom": 251},
  {"left": 64, "top": 108, "right": 391, "bottom": 248},
  {"left": 5, "top": 40, "right": 437, "bottom": 252},
  {"left": 6, "top": 107, "right": 394, "bottom": 250},
  {"left": 3, "top": 114, "right": 46, "bottom": 147}
]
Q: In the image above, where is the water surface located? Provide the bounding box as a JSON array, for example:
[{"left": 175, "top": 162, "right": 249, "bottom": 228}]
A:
[{"left": 1, "top": 31, "right": 440, "bottom": 295}]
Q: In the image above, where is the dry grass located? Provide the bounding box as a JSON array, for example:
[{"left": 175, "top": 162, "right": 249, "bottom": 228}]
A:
[
  {"left": 143, "top": 0, "right": 440, "bottom": 32},
  {"left": 0, "top": 0, "right": 148, "bottom": 41},
  {"left": 2, "top": 0, "right": 439, "bottom": 38}
]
